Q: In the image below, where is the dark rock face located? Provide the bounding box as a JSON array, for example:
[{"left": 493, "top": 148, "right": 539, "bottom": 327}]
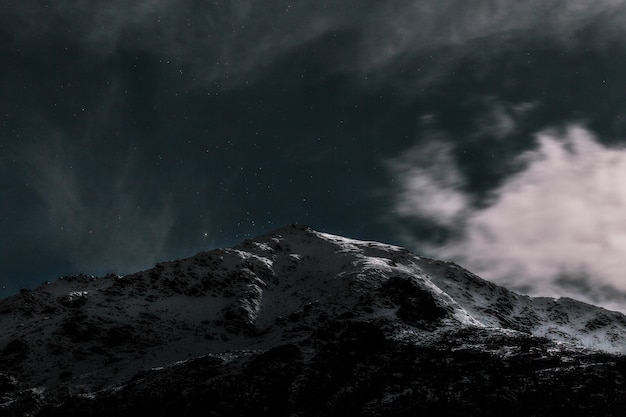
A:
[
  {"left": 382, "top": 275, "right": 448, "bottom": 326},
  {"left": 2, "top": 224, "right": 626, "bottom": 416}
]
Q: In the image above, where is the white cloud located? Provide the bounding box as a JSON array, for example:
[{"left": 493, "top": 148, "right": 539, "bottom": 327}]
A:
[
  {"left": 390, "top": 124, "right": 626, "bottom": 311},
  {"left": 443, "top": 126, "right": 626, "bottom": 291},
  {"left": 387, "top": 139, "right": 468, "bottom": 227}
]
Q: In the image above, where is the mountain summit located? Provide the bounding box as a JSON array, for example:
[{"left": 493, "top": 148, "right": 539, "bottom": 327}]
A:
[{"left": 2, "top": 224, "right": 626, "bottom": 416}]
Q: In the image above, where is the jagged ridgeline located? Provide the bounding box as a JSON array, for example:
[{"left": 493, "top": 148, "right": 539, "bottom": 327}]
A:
[{"left": 1, "top": 224, "right": 626, "bottom": 416}]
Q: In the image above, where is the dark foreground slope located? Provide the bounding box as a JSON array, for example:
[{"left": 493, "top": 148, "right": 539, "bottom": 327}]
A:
[
  {"left": 2, "top": 224, "right": 626, "bottom": 416},
  {"left": 29, "top": 327, "right": 626, "bottom": 417}
]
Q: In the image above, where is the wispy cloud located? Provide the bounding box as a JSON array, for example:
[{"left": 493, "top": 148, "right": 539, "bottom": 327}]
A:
[
  {"left": 24, "top": 138, "right": 175, "bottom": 275},
  {"left": 389, "top": 124, "right": 626, "bottom": 312},
  {"left": 471, "top": 98, "right": 538, "bottom": 140}
]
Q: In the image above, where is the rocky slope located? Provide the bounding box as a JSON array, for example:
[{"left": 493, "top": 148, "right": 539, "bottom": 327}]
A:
[{"left": 1, "top": 224, "right": 626, "bottom": 416}]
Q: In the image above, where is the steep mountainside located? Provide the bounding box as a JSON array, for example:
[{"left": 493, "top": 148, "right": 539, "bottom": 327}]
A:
[{"left": 2, "top": 224, "right": 626, "bottom": 416}]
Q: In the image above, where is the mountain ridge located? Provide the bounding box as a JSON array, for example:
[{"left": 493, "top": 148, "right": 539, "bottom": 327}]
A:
[{"left": 2, "top": 224, "right": 626, "bottom": 416}]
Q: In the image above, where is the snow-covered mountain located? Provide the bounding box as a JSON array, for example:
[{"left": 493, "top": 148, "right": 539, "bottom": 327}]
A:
[{"left": 2, "top": 224, "right": 626, "bottom": 416}]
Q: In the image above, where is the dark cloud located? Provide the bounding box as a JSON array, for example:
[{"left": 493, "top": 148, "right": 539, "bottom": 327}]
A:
[{"left": 6, "top": 1, "right": 626, "bottom": 88}]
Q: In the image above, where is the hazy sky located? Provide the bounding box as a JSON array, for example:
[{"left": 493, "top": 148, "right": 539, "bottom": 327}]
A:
[{"left": 3, "top": 1, "right": 626, "bottom": 311}]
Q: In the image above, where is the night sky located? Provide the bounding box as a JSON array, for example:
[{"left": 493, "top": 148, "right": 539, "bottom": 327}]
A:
[{"left": 3, "top": 1, "right": 626, "bottom": 312}]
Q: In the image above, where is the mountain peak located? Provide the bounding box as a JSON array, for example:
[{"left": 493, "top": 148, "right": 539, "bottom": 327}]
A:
[{"left": 2, "top": 226, "right": 626, "bottom": 415}]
